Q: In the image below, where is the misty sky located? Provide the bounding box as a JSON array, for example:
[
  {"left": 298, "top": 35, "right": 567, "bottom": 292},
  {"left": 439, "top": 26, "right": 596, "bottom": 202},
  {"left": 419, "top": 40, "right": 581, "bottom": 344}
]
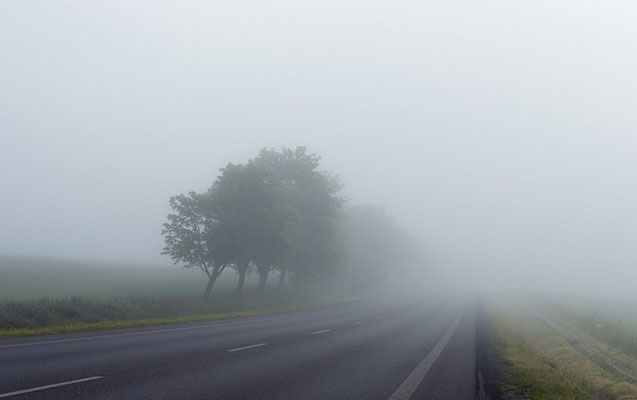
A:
[{"left": 1, "top": 1, "right": 636, "bottom": 293}]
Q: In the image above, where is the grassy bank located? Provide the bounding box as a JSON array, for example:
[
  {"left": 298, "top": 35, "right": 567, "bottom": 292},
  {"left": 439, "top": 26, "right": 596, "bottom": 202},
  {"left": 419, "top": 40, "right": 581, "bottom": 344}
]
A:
[
  {"left": 486, "top": 300, "right": 637, "bottom": 399},
  {"left": 540, "top": 296, "right": 637, "bottom": 360},
  {"left": 0, "top": 297, "right": 351, "bottom": 338},
  {"left": 0, "top": 255, "right": 355, "bottom": 338}
]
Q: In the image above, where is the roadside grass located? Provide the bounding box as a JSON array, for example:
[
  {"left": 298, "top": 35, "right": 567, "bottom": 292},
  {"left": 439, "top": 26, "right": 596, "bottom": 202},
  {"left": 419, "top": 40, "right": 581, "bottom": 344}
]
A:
[
  {"left": 581, "top": 315, "right": 637, "bottom": 361},
  {"left": 546, "top": 296, "right": 637, "bottom": 335},
  {"left": 539, "top": 297, "right": 637, "bottom": 363},
  {"left": 0, "top": 255, "right": 357, "bottom": 338},
  {"left": 0, "top": 298, "right": 351, "bottom": 338},
  {"left": 486, "top": 301, "right": 637, "bottom": 399},
  {"left": 537, "top": 303, "right": 637, "bottom": 379}
]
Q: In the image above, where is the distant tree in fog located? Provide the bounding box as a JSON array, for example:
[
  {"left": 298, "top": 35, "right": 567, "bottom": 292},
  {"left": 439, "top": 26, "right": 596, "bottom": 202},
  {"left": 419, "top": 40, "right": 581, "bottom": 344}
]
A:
[{"left": 342, "top": 205, "right": 417, "bottom": 294}]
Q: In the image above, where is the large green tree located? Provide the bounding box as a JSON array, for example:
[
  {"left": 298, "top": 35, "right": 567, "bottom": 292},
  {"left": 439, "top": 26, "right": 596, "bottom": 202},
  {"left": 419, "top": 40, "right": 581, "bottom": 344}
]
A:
[
  {"left": 162, "top": 147, "right": 347, "bottom": 296},
  {"left": 252, "top": 148, "right": 346, "bottom": 286},
  {"left": 209, "top": 161, "right": 298, "bottom": 293}
]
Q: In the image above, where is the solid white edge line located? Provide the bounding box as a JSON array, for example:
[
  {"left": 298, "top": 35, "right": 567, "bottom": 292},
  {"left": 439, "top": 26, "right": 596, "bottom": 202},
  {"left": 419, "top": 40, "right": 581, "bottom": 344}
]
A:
[
  {"left": 387, "top": 306, "right": 465, "bottom": 400},
  {"left": 0, "top": 376, "right": 103, "bottom": 398},
  {"left": 311, "top": 329, "right": 331, "bottom": 335},
  {"left": 227, "top": 343, "right": 268, "bottom": 352}
]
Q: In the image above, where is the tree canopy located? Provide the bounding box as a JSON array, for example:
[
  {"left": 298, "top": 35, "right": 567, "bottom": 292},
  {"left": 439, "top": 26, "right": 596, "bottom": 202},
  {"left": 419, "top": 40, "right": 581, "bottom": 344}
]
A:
[
  {"left": 162, "top": 147, "right": 419, "bottom": 298},
  {"left": 162, "top": 147, "right": 346, "bottom": 297}
]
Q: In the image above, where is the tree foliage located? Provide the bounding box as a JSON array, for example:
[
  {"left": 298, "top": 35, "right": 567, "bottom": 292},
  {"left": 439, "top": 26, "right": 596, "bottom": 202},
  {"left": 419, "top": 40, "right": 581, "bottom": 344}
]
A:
[
  {"left": 161, "top": 192, "right": 229, "bottom": 297},
  {"left": 341, "top": 205, "right": 418, "bottom": 293},
  {"left": 162, "top": 147, "right": 346, "bottom": 297},
  {"left": 162, "top": 147, "right": 419, "bottom": 298}
]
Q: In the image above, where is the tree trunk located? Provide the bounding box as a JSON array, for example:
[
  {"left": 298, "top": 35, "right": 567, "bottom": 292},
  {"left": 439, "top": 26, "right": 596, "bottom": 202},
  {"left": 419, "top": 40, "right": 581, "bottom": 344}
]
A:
[
  {"left": 278, "top": 268, "right": 287, "bottom": 288},
  {"left": 235, "top": 263, "right": 249, "bottom": 293},
  {"left": 203, "top": 275, "right": 216, "bottom": 298},
  {"left": 203, "top": 264, "right": 225, "bottom": 298},
  {"left": 256, "top": 266, "right": 270, "bottom": 294}
]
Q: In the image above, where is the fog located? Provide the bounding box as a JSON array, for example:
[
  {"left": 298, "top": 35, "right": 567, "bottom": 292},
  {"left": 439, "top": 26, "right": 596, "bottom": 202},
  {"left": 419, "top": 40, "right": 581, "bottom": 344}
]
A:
[{"left": 1, "top": 0, "right": 636, "bottom": 296}]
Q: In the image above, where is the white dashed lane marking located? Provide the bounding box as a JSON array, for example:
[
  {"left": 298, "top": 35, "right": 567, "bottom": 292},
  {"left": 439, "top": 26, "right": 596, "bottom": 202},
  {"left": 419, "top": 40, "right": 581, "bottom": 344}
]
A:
[
  {"left": 227, "top": 343, "right": 268, "bottom": 352},
  {"left": 0, "top": 376, "right": 103, "bottom": 398}
]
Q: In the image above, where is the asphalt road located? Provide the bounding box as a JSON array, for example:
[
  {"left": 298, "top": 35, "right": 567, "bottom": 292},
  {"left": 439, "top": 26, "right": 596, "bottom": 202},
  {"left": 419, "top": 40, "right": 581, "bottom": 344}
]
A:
[{"left": 0, "top": 296, "right": 476, "bottom": 399}]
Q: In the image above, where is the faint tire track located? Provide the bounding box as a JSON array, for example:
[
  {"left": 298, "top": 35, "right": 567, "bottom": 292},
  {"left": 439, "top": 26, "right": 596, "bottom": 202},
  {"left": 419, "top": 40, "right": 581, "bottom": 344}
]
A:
[{"left": 528, "top": 309, "right": 637, "bottom": 383}]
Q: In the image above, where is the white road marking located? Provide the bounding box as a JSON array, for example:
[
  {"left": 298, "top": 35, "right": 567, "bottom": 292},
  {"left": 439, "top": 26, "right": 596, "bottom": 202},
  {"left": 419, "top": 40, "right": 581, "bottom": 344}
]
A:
[
  {"left": 311, "top": 329, "right": 331, "bottom": 335},
  {"left": 387, "top": 306, "right": 465, "bottom": 400},
  {"left": 352, "top": 321, "right": 363, "bottom": 326},
  {"left": 227, "top": 343, "right": 268, "bottom": 352},
  {"left": 0, "top": 376, "right": 103, "bottom": 398}
]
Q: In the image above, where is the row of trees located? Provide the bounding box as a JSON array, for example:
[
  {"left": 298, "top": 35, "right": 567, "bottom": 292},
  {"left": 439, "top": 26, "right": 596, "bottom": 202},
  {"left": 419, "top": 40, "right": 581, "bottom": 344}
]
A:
[
  {"left": 162, "top": 147, "right": 419, "bottom": 298},
  {"left": 161, "top": 147, "right": 345, "bottom": 297},
  {"left": 342, "top": 205, "right": 420, "bottom": 293}
]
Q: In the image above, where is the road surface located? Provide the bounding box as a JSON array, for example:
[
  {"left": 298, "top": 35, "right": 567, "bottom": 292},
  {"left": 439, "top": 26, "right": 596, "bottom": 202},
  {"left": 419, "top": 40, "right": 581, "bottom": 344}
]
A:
[{"left": 0, "top": 296, "right": 476, "bottom": 399}]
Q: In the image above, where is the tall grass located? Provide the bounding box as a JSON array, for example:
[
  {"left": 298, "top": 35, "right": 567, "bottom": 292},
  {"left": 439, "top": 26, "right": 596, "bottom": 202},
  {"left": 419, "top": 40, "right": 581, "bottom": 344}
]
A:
[
  {"left": 580, "top": 311, "right": 637, "bottom": 359},
  {"left": 541, "top": 295, "right": 637, "bottom": 359}
]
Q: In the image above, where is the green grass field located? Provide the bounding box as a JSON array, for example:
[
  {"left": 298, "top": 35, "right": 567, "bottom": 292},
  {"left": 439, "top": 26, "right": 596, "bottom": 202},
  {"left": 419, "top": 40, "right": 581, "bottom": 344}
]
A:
[
  {"left": 0, "top": 255, "right": 351, "bottom": 335},
  {"left": 0, "top": 255, "right": 227, "bottom": 301}
]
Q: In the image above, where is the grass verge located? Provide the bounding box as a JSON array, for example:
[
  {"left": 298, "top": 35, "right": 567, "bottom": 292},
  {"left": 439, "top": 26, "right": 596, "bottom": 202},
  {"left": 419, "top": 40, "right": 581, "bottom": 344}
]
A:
[
  {"left": 538, "top": 303, "right": 637, "bottom": 376},
  {"left": 486, "top": 301, "right": 637, "bottom": 399},
  {"left": 0, "top": 255, "right": 364, "bottom": 338},
  {"left": 0, "top": 300, "right": 350, "bottom": 338}
]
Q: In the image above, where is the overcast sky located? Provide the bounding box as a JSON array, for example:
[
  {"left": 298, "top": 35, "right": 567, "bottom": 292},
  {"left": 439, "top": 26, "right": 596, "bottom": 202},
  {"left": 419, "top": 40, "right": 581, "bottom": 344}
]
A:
[{"left": 1, "top": 0, "right": 636, "bottom": 294}]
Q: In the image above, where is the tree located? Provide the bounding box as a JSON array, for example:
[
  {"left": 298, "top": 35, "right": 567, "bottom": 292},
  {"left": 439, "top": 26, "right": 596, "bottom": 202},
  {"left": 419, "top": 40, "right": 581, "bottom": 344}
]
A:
[
  {"left": 208, "top": 163, "right": 256, "bottom": 293},
  {"left": 342, "top": 205, "right": 417, "bottom": 294},
  {"left": 210, "top": 161, "right": 298, "bottom": 294},
  {"left": 253, "top": 148, "right": 346, "bottom": 285},
  {"left": 161, "top": 192, "right": 229, "bottom": 298},
  {"left": 161, "top": 146, "right": 347, "bottom": 296}
]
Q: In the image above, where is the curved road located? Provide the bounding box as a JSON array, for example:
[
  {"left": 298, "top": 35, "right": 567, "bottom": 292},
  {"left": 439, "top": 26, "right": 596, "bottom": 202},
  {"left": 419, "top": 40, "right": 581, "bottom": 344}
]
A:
[{"left": 0, "top": 296, "right": 476, "bottom": 399}]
